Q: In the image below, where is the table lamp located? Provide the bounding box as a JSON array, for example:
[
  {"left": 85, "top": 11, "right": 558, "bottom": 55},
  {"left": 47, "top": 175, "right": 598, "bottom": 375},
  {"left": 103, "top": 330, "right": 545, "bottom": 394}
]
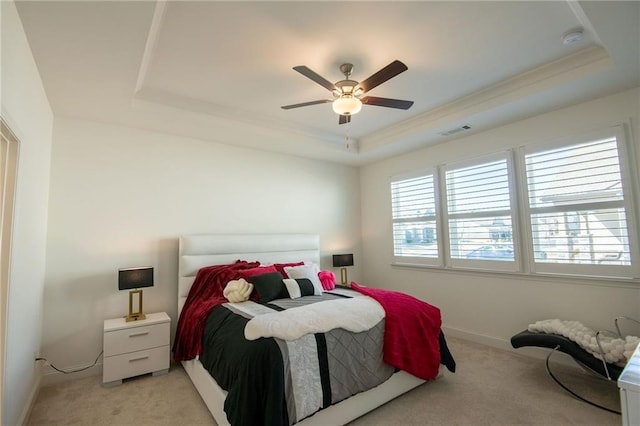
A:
[
  {"left": 118, "top": 266, "right": 153, "bottom": 322},
  {"left": 332, "top": 254, "right": 354, "bottom": 286}
]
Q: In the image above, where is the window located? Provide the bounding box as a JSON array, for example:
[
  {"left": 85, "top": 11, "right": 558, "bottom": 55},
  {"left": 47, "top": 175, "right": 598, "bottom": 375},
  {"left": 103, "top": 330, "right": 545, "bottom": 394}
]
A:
[
  {"left": 443, "top": 153, "right": 518, "bottom": 271},
  {"left": 390, "top": 173, "right": 439, "bottom": 265},
  {"left": 389, "top": 124, "right": 639, "bottom": 280},
  {"left": 523, "top": 128, "right": 637, "bottom": 278}
]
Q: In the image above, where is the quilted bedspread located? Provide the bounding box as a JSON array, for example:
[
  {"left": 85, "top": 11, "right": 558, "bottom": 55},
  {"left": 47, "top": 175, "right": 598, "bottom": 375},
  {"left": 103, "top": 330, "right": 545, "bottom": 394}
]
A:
[{"left": 199, "top": 293, "right": 394, "bottom": 425}]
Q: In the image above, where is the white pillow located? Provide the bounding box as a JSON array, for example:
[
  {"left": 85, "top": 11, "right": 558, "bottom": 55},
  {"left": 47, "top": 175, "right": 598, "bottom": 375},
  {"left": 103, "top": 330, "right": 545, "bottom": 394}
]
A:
[
  {"left": 283, "top": 264, "right": 323, "bottom": 295},
  {"left": 282, "top": 278, "right": 302, "bottom": 299}
]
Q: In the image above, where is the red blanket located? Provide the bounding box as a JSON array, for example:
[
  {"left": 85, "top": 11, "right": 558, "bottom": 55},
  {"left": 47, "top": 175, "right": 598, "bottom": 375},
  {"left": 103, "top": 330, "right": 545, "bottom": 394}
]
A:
[
  {"left": 351, "top": 283, "right": 442, "bottom": 380},
  {"left": 173, "top": 260, "right": 259, "bottom": 361}
]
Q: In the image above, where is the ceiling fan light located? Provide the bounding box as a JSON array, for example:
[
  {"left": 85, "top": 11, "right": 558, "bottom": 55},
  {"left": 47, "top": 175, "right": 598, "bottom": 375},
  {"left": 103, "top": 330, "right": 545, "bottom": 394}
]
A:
[{"left": 332, "top": 96, "right": 362, "bottom": 116}]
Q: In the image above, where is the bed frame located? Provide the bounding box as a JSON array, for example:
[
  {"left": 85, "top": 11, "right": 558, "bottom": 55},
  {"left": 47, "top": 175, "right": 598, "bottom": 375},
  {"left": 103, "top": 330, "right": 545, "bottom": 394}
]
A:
[{"left": 178, "top": 233, "right": 426, "bottom": 425}]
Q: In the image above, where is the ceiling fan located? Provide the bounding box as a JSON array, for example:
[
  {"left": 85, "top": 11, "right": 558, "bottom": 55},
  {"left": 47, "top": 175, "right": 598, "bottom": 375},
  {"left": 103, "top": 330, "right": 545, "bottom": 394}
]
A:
[{"left": 281, "top": 60, "right": 414, "bottom": 125}]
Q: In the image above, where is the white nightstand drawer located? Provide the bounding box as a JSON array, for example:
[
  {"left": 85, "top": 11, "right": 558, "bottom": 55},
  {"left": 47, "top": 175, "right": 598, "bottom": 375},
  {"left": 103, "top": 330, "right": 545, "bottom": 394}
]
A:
[
  {"left": 104, "top": 322, "right": 169, "bottom": 357},
  {"left": 103, "top": 312, "right": 171, "bottom": 385},
  {"left": 103, "top": 345, "right": 169, "bottom": 383}
]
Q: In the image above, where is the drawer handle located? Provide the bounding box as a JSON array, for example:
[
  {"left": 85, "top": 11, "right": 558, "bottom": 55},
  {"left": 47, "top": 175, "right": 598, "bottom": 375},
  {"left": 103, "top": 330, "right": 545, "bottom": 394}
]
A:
[
  {"left": 129, "top": 356, "right": 149, "bottom": 362},
  {"left": 129, "top": 331, "right": 149, "bottom": 338}
]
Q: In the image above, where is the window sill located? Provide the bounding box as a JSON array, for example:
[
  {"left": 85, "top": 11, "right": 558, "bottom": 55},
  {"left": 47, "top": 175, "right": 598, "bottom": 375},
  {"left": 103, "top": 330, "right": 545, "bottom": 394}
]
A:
[{"left": 390, "top": 262, "right": 640, "bottom": 289}]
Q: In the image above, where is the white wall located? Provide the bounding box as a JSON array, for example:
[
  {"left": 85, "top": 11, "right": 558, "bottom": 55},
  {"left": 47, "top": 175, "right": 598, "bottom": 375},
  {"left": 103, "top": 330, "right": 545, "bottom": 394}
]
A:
[
  {"left": 360, "top": 88, "right": 640, "bottom": 348},
  {"left": 42, "top": 116, "right": 361, "bottom": 378},
  {"left": 0, "top": 1, "right": 54, "bottom": 424}
]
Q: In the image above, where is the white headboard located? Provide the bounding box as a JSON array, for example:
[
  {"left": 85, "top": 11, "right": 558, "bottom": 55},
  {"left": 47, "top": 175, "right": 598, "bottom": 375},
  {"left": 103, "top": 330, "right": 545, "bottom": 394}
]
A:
[{"left": 178, "top": 234, "right": 320, "bottom": 315}]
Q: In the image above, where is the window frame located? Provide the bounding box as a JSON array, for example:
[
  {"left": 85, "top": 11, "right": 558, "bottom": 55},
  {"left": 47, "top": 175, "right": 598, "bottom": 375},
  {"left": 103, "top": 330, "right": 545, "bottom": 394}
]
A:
[
  {"left": 519, "top": 125, "right": 640, "bottom": 279},
  {"left": 441, "top": 151, "right": 521, "bottom": 272},
  {"left": 389, "top": 169, "right": 442, "bottom": 267}
]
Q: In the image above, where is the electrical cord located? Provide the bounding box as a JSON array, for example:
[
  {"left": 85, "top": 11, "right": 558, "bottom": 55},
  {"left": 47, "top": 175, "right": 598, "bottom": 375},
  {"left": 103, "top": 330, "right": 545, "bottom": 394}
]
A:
[
  {"left": 545, "top": 345, "right": 621, "bottom": 415},
  {"left": 35, "top": 351, "right": 104, "bottom": 374}
]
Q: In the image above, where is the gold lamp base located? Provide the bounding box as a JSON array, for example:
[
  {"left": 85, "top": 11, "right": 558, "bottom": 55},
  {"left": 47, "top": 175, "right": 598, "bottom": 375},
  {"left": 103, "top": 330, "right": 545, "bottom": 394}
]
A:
[
  {"left": 340, "top": 267, "right": 348, "bottom": 286},
  {"left": 125, "top": 289, "right": 146, "bottom": 322}
]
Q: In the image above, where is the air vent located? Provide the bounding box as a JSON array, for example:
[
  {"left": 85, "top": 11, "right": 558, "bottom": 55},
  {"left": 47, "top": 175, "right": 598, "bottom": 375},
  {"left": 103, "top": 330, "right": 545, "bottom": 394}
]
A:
[{"left": 440, "top": 125, "right": 471, "bottom": 137}]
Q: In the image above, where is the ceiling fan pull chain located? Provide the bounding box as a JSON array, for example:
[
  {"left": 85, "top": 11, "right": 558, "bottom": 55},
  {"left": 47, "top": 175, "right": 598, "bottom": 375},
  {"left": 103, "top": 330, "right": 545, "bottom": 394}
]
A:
[{"left": 345, "top": 129, "right": 351, "bottom": 150}]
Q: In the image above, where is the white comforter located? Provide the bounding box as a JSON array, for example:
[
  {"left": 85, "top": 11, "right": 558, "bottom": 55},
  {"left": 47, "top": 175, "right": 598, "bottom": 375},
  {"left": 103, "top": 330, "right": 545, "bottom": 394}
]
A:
[{"left": 242, "top": 296, "right": 384, "bottom": 341}]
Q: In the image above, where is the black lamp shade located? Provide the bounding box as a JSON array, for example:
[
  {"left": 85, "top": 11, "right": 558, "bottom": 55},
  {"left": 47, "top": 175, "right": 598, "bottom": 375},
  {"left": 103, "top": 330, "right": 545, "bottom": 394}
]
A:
[
  {"left": 332, "top": 254, "right": 354, "bottom": 267},
  {"left": 118, "top": 267, "right": 154, "bottom": 291}
]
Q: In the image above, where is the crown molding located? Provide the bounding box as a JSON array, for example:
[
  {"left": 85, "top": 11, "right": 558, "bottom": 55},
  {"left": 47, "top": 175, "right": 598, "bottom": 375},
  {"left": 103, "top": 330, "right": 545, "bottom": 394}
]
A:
[
  {"left": 132, "top": 87, "right": 351, "bottom": 149},
  {"left": 134, "top": 0, "right": 168, "bottom": 94},
  {"left": 358, "top": 44, "right": 612, "bottom": 153}
]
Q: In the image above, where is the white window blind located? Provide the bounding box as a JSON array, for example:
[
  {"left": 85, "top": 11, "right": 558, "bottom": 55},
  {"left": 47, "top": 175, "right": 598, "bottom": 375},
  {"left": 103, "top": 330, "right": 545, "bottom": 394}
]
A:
[
  {"left": 446, "top": 155, "right": 515, "bottom": 262},
  {"left": 524, "top": 135, "right": 633, "bottom": 275},
  {"left": 391, "top": 174, "right": 439, "bottom": 263},
  {"left": 444, "top": 154, "right": 518, "bottom": 270}
]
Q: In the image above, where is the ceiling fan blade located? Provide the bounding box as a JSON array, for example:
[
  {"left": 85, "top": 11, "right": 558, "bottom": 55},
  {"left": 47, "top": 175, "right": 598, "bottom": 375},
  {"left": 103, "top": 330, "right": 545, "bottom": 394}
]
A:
[
  {"left": 293, "top": 66, "right": 336, "bottom": 92},
  {"left": 361, "top": 96, "right": 414, "bottom": 110},
  {"left": 281, "top": 99, "right": 331, "bottom": 110},
  {"left": 356, "top": 60, "right": 408, "bottom": 93},
  {"left": 339, "top": 114, "right": 351, "bottom": 125}
]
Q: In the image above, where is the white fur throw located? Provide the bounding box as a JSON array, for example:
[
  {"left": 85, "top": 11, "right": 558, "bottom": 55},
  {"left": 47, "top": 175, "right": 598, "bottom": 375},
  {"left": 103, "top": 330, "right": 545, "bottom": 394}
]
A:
[
  {"left": 245, "top": 296, "right": 384, "bottom": 341},
  {"left": 223, "top": 279, "right": 254, "bottom": 303},
  {"left": 528, "top": 319, "right": 640, "bottom": 366}
]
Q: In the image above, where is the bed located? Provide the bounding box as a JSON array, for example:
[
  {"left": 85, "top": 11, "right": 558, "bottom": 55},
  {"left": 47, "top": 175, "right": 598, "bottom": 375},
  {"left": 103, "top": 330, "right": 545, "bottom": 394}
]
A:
[{"left": 175, "top": 233, "right": 454, "bottom": 425}]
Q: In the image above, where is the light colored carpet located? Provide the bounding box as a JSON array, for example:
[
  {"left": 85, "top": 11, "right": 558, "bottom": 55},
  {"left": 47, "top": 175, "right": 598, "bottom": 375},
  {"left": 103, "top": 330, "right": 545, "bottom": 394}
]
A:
[{"left": 27, "top": 337, "right": 621, "bottom": 426}]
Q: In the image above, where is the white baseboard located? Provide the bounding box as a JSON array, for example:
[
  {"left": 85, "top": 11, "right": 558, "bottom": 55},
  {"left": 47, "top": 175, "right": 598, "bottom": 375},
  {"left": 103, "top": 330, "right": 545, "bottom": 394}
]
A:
[
  {"left": 19, "top": 361, "right": 102, "bottom": 424},
  {"left": 442, "top": 325, "right": 513, "bottom": 350},
  {"left": 17, "top": 373, "right": 41, "bottom": 426},
  {"left": 442, "top": 325, "right": 579, "bottom": 368},
  {"left": 40, "top": 362, "right": 103, "bottom": 387}
]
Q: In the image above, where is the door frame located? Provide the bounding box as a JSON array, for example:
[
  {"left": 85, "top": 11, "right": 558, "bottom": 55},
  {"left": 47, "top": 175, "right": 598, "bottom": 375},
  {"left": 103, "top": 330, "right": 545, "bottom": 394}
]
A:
[{"left": 0, "top": 119, "right": 19, "bottom": 421}]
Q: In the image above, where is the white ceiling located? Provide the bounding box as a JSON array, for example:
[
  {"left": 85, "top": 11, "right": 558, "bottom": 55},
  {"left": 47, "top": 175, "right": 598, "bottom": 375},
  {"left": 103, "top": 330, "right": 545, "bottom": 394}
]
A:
[{"left": 14, "top": 1, "right": 640, "bottom": 166}]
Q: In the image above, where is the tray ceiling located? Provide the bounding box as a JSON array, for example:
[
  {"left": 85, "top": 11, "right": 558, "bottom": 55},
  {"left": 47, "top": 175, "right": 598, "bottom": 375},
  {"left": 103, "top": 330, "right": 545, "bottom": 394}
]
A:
[{"left": 15, "top": 1, "right": 640, "bottom": 165}]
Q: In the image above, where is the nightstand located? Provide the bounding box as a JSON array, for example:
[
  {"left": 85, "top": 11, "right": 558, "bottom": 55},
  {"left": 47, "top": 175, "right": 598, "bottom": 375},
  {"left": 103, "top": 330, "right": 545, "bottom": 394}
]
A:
[{"left": 103, "top": 311, "right": 170, "bottom": 385}]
